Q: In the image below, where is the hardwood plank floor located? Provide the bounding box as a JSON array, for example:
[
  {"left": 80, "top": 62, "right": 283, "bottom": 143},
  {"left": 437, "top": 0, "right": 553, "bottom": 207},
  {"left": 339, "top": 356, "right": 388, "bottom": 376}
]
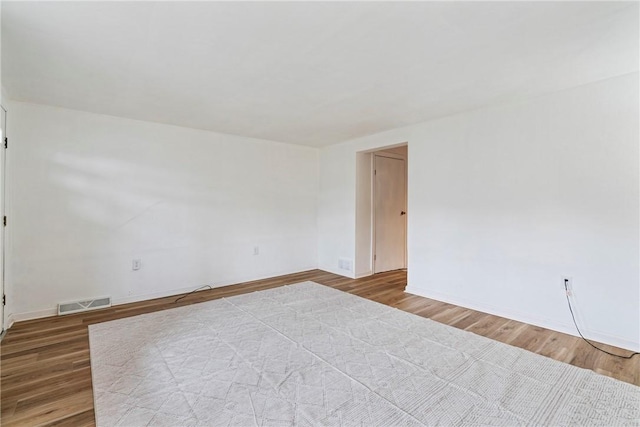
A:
[{"left": 1, "top": 269, "right": 638, "bottom": 426}]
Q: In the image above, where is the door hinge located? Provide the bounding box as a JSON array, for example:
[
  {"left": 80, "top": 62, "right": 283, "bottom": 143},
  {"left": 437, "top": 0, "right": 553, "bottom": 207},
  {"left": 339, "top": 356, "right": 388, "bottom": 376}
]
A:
[
  {"left": 3, "top": 216, "right": 5, "bottom": 227},
  {"left": 374, "top": 254, "right": 376, "bottom": 261},
  {"left": 3, "top": 137, "right": 7, "bottom": 149},
  {"left": 2, "top": 295, "right": 5, "bottom": 306},
  {"left": 374, "top": 169, "right": 377, "bottom": 175}
]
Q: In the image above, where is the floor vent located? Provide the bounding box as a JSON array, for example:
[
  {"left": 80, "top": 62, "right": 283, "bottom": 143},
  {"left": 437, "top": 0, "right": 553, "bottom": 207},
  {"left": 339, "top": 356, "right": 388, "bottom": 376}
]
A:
[{"left": 58, "top": 297, "right": 111, "bottom": 315}]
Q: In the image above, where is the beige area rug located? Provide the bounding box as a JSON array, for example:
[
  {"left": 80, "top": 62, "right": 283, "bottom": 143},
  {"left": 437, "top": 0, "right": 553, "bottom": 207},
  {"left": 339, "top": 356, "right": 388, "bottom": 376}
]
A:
[{"left": 89, "top": 282, "right": 639, "bottom": 426}]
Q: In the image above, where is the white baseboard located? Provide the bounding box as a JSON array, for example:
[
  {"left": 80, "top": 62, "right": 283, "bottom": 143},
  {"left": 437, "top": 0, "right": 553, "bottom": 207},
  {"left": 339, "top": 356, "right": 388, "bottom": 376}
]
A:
[
  {"left": 319, "top": 266, "right": 355, "bottom": 279},
  {"left": 6, "top": 313, "right": 15, "bottom": 330},
  {"left": 9, "top": 308, "right": 58, "bottom": 323},
  {"left": 9, "top": 267, "right": 319, "bottom": 324},
  {"left": 405, "top": 285, "right": 640, "bottom": 353},
  {"left": 355, "top": 270, "right": 373, "bottom": 279}
]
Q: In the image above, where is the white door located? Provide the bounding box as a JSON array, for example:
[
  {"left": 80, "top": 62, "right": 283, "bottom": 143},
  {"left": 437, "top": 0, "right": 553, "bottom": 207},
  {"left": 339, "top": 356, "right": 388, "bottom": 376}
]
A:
[
  {"left": 0, "top": 106, "right": 6, "bottom": 334},
  {"left": 374, "top": 155, "right": 406, "bottom": 273}
]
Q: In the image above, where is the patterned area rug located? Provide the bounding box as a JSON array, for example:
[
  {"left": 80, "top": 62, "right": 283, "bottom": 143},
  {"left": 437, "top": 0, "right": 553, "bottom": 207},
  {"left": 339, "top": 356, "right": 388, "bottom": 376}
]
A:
[{"left": 89, "top": 282, "right": 639, "bottom": 426}]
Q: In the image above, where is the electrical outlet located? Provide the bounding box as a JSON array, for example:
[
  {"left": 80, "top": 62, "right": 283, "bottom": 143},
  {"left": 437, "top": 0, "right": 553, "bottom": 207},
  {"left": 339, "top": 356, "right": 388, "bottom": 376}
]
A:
[
  {"left": 132, "top": 259, "right": 142, "bottom": 271},
  {"left": 253, "top": 246, "right": 259, "bottom": 256},
  {"left": 562, "top": 276, "right": 572, "bottom": 296}
]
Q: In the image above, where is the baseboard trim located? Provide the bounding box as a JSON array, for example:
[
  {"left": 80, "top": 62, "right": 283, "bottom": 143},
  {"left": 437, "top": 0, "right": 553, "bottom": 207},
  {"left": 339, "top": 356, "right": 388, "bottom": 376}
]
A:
[
  {"left": 10, "top": 308, "right": 58, "bottom": 323},
  {"left": 405, "top": 285, "right": 640, "bottom": 352},
  {"left": 9, "top": 267, "right": 319, "bottom": 324},
  {"left": 319, "top": 266, "right": 355, "bottom": 279},
  {"left": 6, "top": 313, "right": 15, "bottom": 330},
  {"left": 355, "top": 270, "right": 373, "bottom": 279}
]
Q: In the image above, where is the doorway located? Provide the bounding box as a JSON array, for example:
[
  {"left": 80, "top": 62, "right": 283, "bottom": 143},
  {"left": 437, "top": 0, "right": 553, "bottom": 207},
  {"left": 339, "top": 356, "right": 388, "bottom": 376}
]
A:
[{"left": 354, "top": 143, "right": 408, "bottom": 278}]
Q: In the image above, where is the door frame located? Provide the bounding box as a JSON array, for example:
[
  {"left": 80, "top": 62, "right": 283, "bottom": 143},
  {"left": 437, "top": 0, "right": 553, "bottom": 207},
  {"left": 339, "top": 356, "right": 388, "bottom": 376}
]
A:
[
  {"left": 372, "top": 151, "right": 407, "bottom": 274},
  {"left": 0, "top": 105, "right": 6, "bottom": 337},
  {"left": 354, "top": 142, "right": 408, "bottom": 278}
]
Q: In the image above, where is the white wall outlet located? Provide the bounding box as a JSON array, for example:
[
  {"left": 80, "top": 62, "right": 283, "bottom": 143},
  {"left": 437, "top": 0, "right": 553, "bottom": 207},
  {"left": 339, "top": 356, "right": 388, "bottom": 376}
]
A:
[
  {"left": 132, "top": 259, "right": 142, "bottom": 271},
  {"left": 562, "top": 276, "right": 572, "bottom": 295},
  {"left": 253, "top": 246, "right": 260, "bottom": 256}
]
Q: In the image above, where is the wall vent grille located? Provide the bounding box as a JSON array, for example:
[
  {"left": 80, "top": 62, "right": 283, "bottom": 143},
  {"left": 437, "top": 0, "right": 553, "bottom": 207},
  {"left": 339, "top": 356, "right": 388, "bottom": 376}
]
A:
[
  {"left": 338, "top": 258, "right": 353, "bottom": 272},
  {"left": 58, "top": 297, "right": 111, "bottom": 315}
]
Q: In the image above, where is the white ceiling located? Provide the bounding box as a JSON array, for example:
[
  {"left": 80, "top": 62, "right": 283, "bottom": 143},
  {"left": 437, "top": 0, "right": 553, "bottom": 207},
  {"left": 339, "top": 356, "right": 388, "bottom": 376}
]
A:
[{"left": 3, "top": 1, "right": 638, "bottom": 147}]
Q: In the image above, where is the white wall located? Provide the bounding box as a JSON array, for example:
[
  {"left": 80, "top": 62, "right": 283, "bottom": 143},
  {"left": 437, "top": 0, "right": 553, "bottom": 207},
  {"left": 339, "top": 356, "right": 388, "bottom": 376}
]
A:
[
  {"left": 317, "top": 146, "right": 357, "bottom": 277},
  {"left": 318, "top": 73, "right": 640, "bottom": 350},
  {"left": 6, "top": 101, "right": 318, "bottom": 319}
]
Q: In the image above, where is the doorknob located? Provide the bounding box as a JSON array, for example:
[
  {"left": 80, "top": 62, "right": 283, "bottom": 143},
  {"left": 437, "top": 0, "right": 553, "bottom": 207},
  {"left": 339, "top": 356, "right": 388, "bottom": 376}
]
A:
[{"left": 401, "top": 211, "right": 406, "bottom": 215}]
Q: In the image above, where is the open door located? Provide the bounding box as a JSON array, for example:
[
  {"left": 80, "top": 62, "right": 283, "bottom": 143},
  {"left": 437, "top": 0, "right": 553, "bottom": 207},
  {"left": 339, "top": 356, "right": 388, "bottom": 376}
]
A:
[
  {"left": 373, "top": 154, "right": 406, "bottom": 273},
  {"left": 0, "top": 106, "right": 6, "bottom": 335}
]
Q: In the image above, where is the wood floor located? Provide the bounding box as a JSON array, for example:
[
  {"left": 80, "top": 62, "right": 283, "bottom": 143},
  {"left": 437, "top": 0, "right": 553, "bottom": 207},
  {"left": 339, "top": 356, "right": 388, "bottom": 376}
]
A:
[{"left": 1, "top": 269, "right": 638, "bottom": 426}]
